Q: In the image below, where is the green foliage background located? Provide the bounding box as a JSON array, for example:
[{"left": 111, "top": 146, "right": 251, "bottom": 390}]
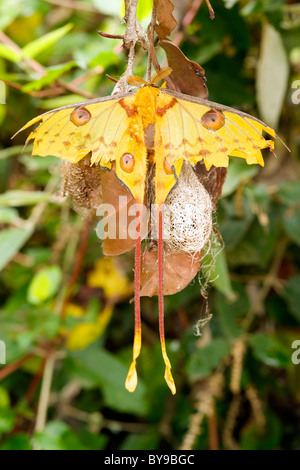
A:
[{"left": 0, "top": 0, "right": 300, "bottom": 450}]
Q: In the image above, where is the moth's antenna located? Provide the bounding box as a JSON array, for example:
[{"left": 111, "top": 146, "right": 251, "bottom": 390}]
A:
[
  {"left": 125, "top": 206, "right": 142, "bottom": 392},
  {"left": 158, "top": 205, "right": 176, "bottom": 395}
]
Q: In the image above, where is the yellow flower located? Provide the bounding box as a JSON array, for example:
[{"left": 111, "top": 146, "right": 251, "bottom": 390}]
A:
[
  {"left": 65, "top": 303, "right": 85, "bottom": 318},
  {"left": 87, "top": 258, "right": 132, "bottom": 299},
  {"left": 66, "top": 305, "right": 113, "bottom": 351}
]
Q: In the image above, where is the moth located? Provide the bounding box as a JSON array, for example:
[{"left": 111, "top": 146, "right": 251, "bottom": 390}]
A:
[{"left": 16, "top": 70, "right": 278, "bottom": 394}]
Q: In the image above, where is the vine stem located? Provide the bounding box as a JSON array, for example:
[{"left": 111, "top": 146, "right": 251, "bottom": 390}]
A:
[
  {"left": 113, "top": 0, "right": 149, "bottom": 94},
  {"left": 34, "top": 352, "right": 56, "bottom": 433}
]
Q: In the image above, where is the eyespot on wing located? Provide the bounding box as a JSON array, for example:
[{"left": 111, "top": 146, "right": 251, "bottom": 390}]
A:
[
  {"left": 201, "top": 109, "right": 225, "bottom": 131},
  {"left": 70, "top": 107, "right": 92, "bottom": 126}
]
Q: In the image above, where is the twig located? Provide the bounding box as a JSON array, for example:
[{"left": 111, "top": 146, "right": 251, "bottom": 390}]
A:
[
  {"left": 222, "top": 394, "right": 240, "bottom": 450},
  {"left": 56, "top": 78, "right": 95, "bottom": 99},
  {"left": 12, "top": 357, "right": 47, "bottom": 434},
  {"left": 34, "top": 352, "right": 56, "bottom": 433},
  {"left": 147, "top": 4, "right": 158, "bottom": 79},
  {"left": 106, "top": 74, "right": 119, "bottom": 83},
  {"left": 205, "top": 0, "right": 215, "bottom": 20},
  {"left": 208, "top": 411, "right": 219, "bottom": 450},
  {"left": 98, "top": 31, "right": 124, "bottom": 40},
  {"left": 179, "top": 373, "right": 223, "bottom": 450},
  {"left": 113, "top": 0, "right": 149, "bottom": 93},
  {"left": 0, "top": 353, "right": 34, "bottom": 381},
  {"left": 173, "top": 0, "right": 203, "bottom": 46},
  {"left": 62, "top": 215, "right": 94, "bottom": 315},
  {"left": 230, "top": 336, "right": 247, "bottom": 394},
  {"left": 69, "top": 66, "right": 103, "bottom": 87},
  {"left": 44, "top": 0, "right": 101, "bottom": 13},
  {"left": 246, "top": 385, "right": 266, "bottom": 430}
]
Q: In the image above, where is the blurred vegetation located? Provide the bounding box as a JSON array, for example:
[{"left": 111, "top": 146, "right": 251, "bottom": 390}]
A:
[{"left": 0, "top": 0, "right": 300, "bottom": 451}]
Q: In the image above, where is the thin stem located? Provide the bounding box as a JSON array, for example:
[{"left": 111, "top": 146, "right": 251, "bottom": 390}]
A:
[
  {"left": 0, "top": 353, "right": 34, "bottom": 382},
  {"left": 35, "top": 352, "right": 56, "bottom": 432},
  {"left": 146, "top": 3, "right": 157, "bottom": 82}
]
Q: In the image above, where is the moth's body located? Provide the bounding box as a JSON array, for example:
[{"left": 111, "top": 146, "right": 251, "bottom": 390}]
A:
[{"left": 18, "top": 76, "right": 277, "bottom": 395}]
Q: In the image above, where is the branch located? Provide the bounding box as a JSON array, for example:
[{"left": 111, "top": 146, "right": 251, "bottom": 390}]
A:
[
  {"left": 113, "top": 0, "right": 149, "bottom": 94},
  {"left": 44, "top": 0, "right": 101, "bottom": 13},
  {"left": 34, "top": 352, "right": 56, "bottom": 433},
  {"left": 0, "top": 353, "right": 34, "bottom": 381}
]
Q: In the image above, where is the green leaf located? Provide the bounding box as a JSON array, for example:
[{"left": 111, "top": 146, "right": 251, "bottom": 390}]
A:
[
  {"left": 204, "top": 248, "right": 236, "bottom": 301},
  {"left": 0, "top": 387, "right": 10, "bottom": 408},
  {"left": 277, "top": 181, "right": 300, "bottom": 206},
  {"left": 0, "top": 227, "right": 32, "bottom": 271},
  {"left": 0, "top": 0, "right": 23, "bottom": 30},
  {"left": 137, "top": 0, "right": 153, "bottom": 21},
  {"left": 215, "top": 283, "right": 250, "bottom": 339},
  {"left": 248, "top": 333, "right": 291, "bottom": 367},
  {"left": 0, "top": 72, "right": 27, "bottom": 82},
  {"left": 218, "top": 196, "right": 255, "bottom": 251},
  {"left": 0, "top": 190, "right": 50, "bottom": 207},
  {"left": 222, "top": 159, "right": 259, "bottom": 198},
  {"left": 240, "top": 411, "right": 282, "bottom": 450},
  {"left": 0, "top": 44, "right": 20, "bottom": 63},
  {"left": 68, "top": 345, "right": 148, "bottom": 416},
  {"left": 22, "top": 61, "right": 77, "bottom": 92},
  {"left": 283, "top": 208, "right": 300, "bottom": 246},
  {"left": 27, "top": 265, "right": 62, "bottom": 305},
  {"left": 0, "top": 145, "right": 33, "bottom": 161},
  {"left": 257, "top": 22, "right": 289, "bottom": 128},
  {"left": 19, "top": 155, "right": 59, "bottom": 172},
  {"left": 227, "top": 213, "right": 279, "bottom": 269},
  {"left": 186, "top": 338, "right": 230, "bottom": 380},
  {"left": 22, "top": 23, "right": 73, "bottom": 59},
  {"left": 0, "top": 207, "right": 18, "bottom": 223},
  {"left": 0, "top": 434, "right": 32, "bottom": 450},
  {"left": 34, "top": 421, "right": 88, "bottom": 450},
  {"left": 195, "top": 42, "right": 223, "bottom": 65},
  {"left": 0, "top": 408, "right": 15, "bottom": 434},
  {"left": 120, "top": 430, "right": 159, "bottom": 451},
  {"left": 241, "top": 1, "right": 265, "bottom": 16},
  {"left": 283, "top": 275, "right": 300, "bottom": 323},
  {"left": 89, "top": 51, "right": 118, "bottom": 68}
]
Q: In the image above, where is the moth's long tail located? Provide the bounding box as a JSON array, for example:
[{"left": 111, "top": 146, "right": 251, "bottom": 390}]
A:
[
  {"left": 125, "top": 206, "right": 142, "bottom": 392},
  {"left": 158, "top": 205, "right": 176, "bottom": 395}
]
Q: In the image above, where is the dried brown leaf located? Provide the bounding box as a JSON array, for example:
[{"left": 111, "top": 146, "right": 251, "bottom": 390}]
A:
[
  {"left": 100, "top": 164, "right": 149, "bottom": 256},
  {"left": 195, "top": 163, "right": 227, "bottom": 210},
  {"left": 159, "top": 40, "right": 208, "bottom": 98},
  {"left": 140, "top": 246, "right": 201, "bottom": 296},
  {"left": 154, "top": 0, "right": 178, "bottom": 39}
]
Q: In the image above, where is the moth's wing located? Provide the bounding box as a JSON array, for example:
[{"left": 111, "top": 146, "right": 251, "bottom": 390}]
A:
[
  {"left": 16, "top": 92, "right": 148, "bottom": 202},
  {"left": 16, "top": 93, "right": 132, "bottom": 163},
  {"left": 157, "top": 89, "right": 277, "bottom": 172}
]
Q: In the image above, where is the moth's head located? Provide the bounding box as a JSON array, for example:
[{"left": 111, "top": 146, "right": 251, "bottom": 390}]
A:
[{"left": 127, "top": 67, "right": 172, "bottom": 89}]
